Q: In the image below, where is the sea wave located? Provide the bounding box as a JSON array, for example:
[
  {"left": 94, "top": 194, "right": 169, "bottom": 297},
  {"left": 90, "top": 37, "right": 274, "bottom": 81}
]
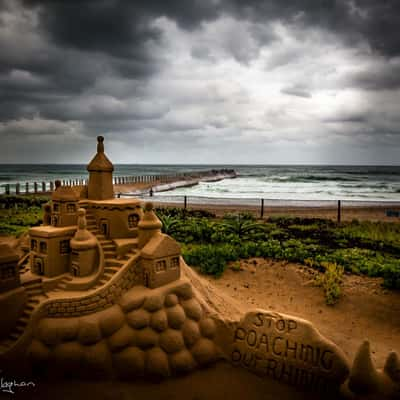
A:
[
  {"left": 262, "top": 175, "right": 364, "bottom": 183},
  {"left": 2, "top": 164, "right": 400, "bottom": 201}
]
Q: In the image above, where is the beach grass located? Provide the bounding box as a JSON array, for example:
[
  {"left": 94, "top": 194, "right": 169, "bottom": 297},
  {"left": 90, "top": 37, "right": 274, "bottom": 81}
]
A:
[
  {"left": 1, "top": 198, "right": 399, "bottom": 298},
  {"left": 0, "top": 195, "right": 47, "bottom": 236},
  {"left": 155, "top": 208, "right": 400, "bottom": 292}
]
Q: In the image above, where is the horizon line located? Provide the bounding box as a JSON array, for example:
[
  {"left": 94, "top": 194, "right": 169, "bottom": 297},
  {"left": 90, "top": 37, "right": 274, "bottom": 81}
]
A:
[{"left": 1, "top": 163, "right": 400, "bottom": 167}]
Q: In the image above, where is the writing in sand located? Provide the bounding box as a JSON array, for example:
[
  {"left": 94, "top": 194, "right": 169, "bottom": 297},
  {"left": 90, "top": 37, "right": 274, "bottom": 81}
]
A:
[{"left": 229, "top": 310, "right": 349, "bottom": 393}]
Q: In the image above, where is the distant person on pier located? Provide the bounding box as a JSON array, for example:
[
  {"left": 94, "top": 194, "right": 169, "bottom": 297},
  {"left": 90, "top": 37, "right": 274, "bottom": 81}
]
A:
[{"left": 149, "top": 187, "right": 153, "bottom": 197}]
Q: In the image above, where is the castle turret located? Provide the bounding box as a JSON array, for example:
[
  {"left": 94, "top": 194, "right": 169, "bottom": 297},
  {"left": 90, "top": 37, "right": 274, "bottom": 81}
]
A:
[
  {"left": 138, "top": 202, "right": 181, "bottom": 288},
  {"left": 51, "top": 180, "right": 80, "bottom": 227},
  {"left": 70, "top": 209, "right": 98, "bottom": 277},
  {"left": 87, "top": 136, "right": 114, "bottom": 200},
  {"left": 138, "top": 202, "right": 162, "bottom": 249}
]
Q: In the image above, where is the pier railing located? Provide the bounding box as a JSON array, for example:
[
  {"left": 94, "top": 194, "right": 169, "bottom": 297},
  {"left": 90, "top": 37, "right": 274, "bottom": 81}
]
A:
[{"left": 0, "top": 169, "right": 236, "bottom": 196}]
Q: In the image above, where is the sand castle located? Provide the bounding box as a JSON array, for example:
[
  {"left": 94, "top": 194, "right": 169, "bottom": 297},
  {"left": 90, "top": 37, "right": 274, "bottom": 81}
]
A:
[{"left": 0, "top": 137, "right": 398, "bottom": 399}]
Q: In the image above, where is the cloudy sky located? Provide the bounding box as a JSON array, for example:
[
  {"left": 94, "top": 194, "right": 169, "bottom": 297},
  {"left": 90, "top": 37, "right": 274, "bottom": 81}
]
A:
[{"left": 1, "top": 0, "right": 400, "bottom": 164}]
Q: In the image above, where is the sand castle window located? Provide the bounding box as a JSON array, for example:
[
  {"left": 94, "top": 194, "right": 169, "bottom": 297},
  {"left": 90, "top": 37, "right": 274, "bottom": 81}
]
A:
[
  {"left": 128, "top": 213, "right": 139, "bottom": 228},
  {"left": 155, "top": 260, "right": 167, "bottom": 273},
  {"left": 1, "top": 265, "right": 15, "bottom": 280},
  {"left": 60, "top": 240, "right": 70, "bottom": 254},
  {"left": 40, "top": 241, "right": 47, "bottom": 254},
  {"left": 31, "top": 239, "right": 37, "bottom": 251},
  {"left": 51, "top": 215, "right": 59, "bottom": 226},
  {"left": 67, "top": 203, "right": 76, "bottom": 213},
  {"left": 170, "top": 257, "right": 179, "bottom": 269},
  {"left": 71, "top": 251, "right": 78, "bottom": 262}
]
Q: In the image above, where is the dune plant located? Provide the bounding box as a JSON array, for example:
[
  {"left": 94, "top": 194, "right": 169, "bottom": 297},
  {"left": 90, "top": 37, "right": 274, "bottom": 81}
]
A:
[
  {"left": 157, "top": 214, "right": 182, "bottom": 236},
  {"left": 219, "top": 213, "right": 266, "bottom": 242},
  {"left": 315, "top": 262, "right": 344, "bottom": 305}
]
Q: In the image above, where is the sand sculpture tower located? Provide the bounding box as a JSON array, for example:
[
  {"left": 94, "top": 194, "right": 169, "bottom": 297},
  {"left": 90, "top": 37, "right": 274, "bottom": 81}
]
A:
[
  {"left": 70, "top": 209, "right": 97, "bottom": 277},
  {"left": 138, "top": 202, "right": 181, "bottom": 288},
  {"left": 137, "top": 202, "right": 162, "bottom": 249},
  {"left": 51, "top": 180, "right": 79, "bottom": 227},
  {"left": 87, "top": 136, "right": 114, "bottom": 200}
]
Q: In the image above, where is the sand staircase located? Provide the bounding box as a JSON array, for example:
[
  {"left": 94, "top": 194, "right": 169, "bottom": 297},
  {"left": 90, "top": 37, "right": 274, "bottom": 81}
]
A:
[
  {"left": 52, "top": 275, "right": 74, "bottom": 292},
  {"left": 17, "top": 253, "right": 30, "bottom": 274},
  {"left": 0, "top": 279, "right": 48, "bottom": 353},
  {"left": 84, "top": 209, "right": 137, "bottom": 290}
]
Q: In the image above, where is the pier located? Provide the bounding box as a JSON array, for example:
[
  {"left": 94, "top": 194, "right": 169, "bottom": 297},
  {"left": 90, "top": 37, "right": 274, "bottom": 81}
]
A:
[{"left": 0, "top": 169, "right": 237, "bottom": 196}]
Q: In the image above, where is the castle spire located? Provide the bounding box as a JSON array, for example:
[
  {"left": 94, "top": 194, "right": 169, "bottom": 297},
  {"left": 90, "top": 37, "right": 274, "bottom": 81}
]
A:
[
  {"left": 86, "top": 135, "right": 114, "bottom": 200},
  {"left": 97, "top": 136, "right": 104, "bottom": 153}
]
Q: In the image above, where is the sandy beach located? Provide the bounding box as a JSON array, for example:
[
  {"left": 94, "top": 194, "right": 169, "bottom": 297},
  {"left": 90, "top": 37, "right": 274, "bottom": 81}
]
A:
[{"left": 139, "top": 199, "right": 400, "bottom": 222}]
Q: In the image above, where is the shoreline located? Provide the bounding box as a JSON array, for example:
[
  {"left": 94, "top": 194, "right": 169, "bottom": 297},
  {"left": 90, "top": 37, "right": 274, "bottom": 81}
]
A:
[{"left": 2, "top": 172, "right": 400, "bottom": 221}]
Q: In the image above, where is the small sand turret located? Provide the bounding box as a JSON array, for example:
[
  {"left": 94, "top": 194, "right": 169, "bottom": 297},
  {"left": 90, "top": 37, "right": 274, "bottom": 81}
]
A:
[
  {"left": 138, "top": 202, "right": 181, "bottom": 288},
  {"left": 51, "top": 180, "right": 80, "bottom": 227},
  {"left": 87, "top": 136, "right": 114, "bottom": 200},
  {"left": 137, "top": 202, "right": 162, "bottom": 249},
  {"left": 70, "top": 209, "right": 98, "bottom": 277}
]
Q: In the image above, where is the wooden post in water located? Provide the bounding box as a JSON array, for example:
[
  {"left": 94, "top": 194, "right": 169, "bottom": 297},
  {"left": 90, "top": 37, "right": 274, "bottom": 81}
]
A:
[
  {"left": 184, "top": 195, "right": 187, "bottom": 210},
  {"left": 25, "top": 182, "right": 29, "bottom": 194},
  {"left": 337, "top": 200, "right": 341, "bottom": 223},
  {"left": 42, "top": 182, "right": 46, "bottom": 192},
  {"left": 34, "top": 182, "right": 38, "bottom": 193},
  {"left": 5, "top": 184, "right": 10, "bottom": 195},
  {"left": 50, "top": 181, "right": 54, "bottom": 191},
  {"left": 16, "top": 183, "right": 20, "bottom": 195},
  {"left": 260, "top": 198, "right": 264, "bottom": 218}
]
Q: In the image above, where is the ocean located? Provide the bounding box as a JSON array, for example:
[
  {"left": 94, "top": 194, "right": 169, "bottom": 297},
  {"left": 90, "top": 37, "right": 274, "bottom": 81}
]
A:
[{"left": 1, "top": 164, "right": 400, "bottom": 204}]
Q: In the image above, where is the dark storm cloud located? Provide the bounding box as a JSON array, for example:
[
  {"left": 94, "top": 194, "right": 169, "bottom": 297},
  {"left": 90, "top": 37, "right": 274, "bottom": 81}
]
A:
[
  {"left": 25, "top": 0, "right": 400, "bottom": 64},
  {"left": 322, "top": 112, "right": 368, "bottom": 124},
  {"left": 24, "top": 0, "right": 220, "bottom": 57},
  {"left": 226, "top": 0, "right": 400, "bottom": 58},
  {"left": 0, "top": 0, "right": 223, "bottom": 124},
  {"left": 2, "top": 0, "right": 400, "bottom": 163},
  {"left": 348, "top": 61, "right": 400, "bottom": 91},
  {"left": 281, "top": 85, "right": 312, "bottom": 98}
]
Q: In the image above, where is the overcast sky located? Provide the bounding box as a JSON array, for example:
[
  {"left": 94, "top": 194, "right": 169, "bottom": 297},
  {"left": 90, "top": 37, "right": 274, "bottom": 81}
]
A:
[{"left": 1, "top": 0, "right": 400, "bottom": 164}]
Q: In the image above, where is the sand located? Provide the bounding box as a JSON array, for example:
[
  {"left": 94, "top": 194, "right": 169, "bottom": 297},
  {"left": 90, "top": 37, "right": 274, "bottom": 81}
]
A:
[
  {"left": 1, "top": 192, "right": 400, "bottom": 399},
  {"left": 4, "top": 258, "right": 399, "bottom": 400},
  {"left": 201, "top": 259, "right": 400, "bottom": 369}
]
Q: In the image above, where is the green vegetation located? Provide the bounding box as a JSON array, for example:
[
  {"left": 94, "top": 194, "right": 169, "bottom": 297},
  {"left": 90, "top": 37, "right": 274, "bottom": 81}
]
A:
[
  {"left": 314, "top": 262, "right": 344, "bottom": 305},
  {"left": 155, "top": 209, "right": 400, "bottom": 295},
  {"left": 0, "top": 195, "right": 48, "bottom": 236},
  {"left": 1, "top": 197, "right": 400, "bottom": 301}
]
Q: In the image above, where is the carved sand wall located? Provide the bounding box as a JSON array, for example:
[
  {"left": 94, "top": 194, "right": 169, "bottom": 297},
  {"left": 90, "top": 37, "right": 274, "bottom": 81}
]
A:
[
  {"left": 28, "top": 279, "right": 218, "bottom": 379},
  {"left": 40, "top": 253, "right": 143, "bottom": 318}
]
